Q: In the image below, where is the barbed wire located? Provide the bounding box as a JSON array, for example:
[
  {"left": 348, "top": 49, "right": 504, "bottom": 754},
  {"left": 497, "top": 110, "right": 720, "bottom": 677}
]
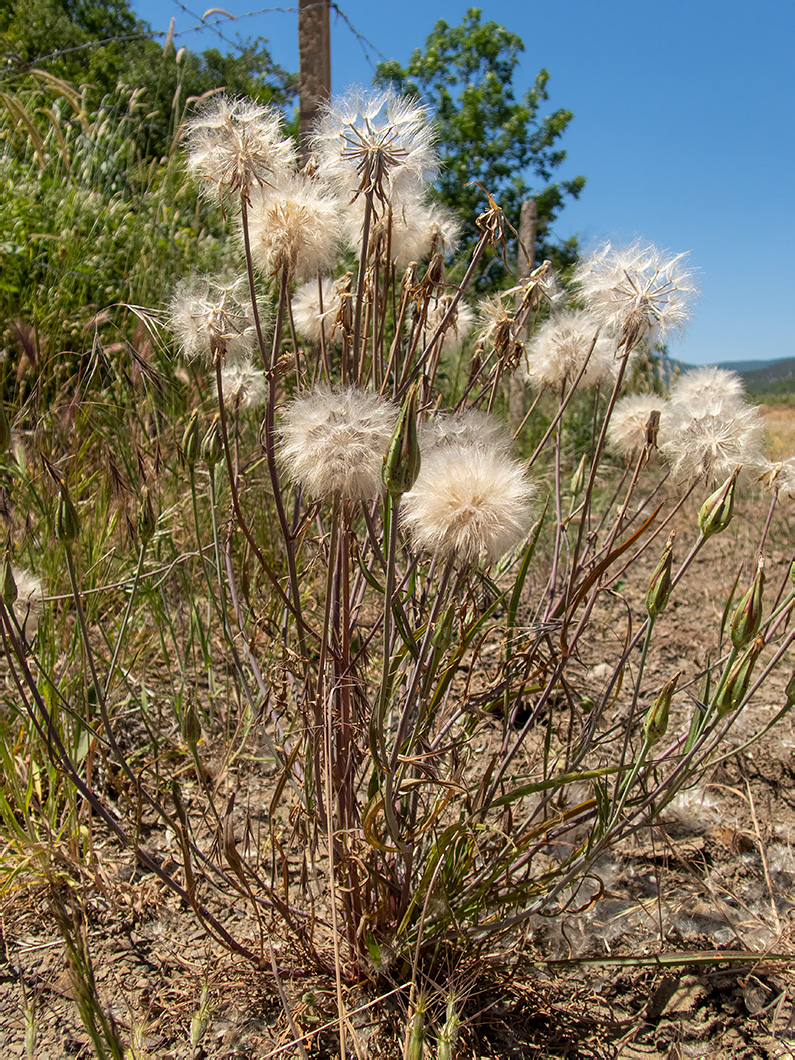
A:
[{"left": 0, "top": 1, "right": 386, "bottom": 84}]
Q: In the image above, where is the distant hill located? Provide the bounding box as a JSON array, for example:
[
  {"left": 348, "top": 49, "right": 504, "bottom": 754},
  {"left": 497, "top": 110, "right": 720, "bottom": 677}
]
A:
[{"left": 664, "top": 354, "right": 795, "bottom": 398}]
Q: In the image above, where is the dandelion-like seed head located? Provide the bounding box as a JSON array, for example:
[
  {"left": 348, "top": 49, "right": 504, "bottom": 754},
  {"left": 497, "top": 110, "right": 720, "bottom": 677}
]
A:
[
  {"left": 419, "top": 410, "right": 512, "bottom": 455},
  {"left": 169, "top": 276, "right": 256, "bottom": 362},
  {"left": 402, "top": 432, "right": 535, "bottom": 567},
  {"left": 11, "top": 568, "right": 42, "bottom": 639},
  {"left": 185, "top": 95, "right": 297, "bottom": 201},
  {"left": 574, "top": 241, "right": 696, "bottom": 351},
  {"left": 279, "top": 384, "right": 398, "bottom": 504},
  {"left": 524, "top": 309, "right": 618, "bottom": 390},
  {"left": 418, "top": 296, "right": 475, "bottom": 357},
  {"left": 246, "top": 175, "right": 342, "bottom": 281},
  {"left": 292, "top": 276, "right": 355, "bottom": 346},
  {"left": 755, "top": 456, "right": 795, "bottom": 498},
  {"left": 660, "top": 397, "right": 765, "bottom": 481},
  {"left": 216, "top": 358, "right": 268, "bottom": 411},
  {"left": 669, "top": 366, "right": 746, "bottom": 408},
  {"left": 608, "top": 394, "right": 669, "bottom": 459},
  {"left": 312, "top": 87, "right": 437, "bottom": 203}
]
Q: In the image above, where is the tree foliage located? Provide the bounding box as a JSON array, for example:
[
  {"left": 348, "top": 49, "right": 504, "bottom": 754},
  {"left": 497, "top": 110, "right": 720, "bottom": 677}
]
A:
[{"left": 375, "top": 8, "right": 585, "bottom": 276}]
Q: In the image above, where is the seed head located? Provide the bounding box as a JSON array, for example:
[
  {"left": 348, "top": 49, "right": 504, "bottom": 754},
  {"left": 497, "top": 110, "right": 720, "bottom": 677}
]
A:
[
  {"left": 661, "top": 397, "right": 764, "bottom": 481},
  {"left": 669, "top": 366, "right": 746, "bottom": 408},
  {"left": 754, "top": 456, "right": 795, "bottom": 498},
  {"left": 246, "top": 174, "right": 342, "bottom": 281},
  {"left": 292, "top": 276, "right": 355, "bottom": 346},
  {"left": 279, "top": 384, "right": 398, "bottom": 504},
  {"left": 185, "top": 95, "right": 296, "bottom": 202},
  {"left": 312, "top": 87, "right": 437, "bottom": 204},
  {"left": 215, "top": 359, "right": 268, "bottom": 412},
  {"left": 418, "top": 296, "right": 475, "bottom": 357},
  {"left": 402, "top": 432, "right": 536, "bottom": 567},
  {"left": 608, "top": 394, "right": 668, "bottom": 459},
  {"left": 169, "top": 276, "right": 256, "bottom": 363},
  {"left": 574, "top": 241, "right": 696, "bottom": 351},
  {"left": 523, "top": 309, "right": 619, "bottom": 390}
]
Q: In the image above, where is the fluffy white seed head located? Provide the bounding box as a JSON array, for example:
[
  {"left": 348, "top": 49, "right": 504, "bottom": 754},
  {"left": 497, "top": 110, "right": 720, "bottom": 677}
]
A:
[
  {"left": 608, "top": 394, "right": 669, "bottom": 458},
  {"left": 185, "top": 95, "right": 296, "bottom": 201},
  {"left": 169, "top": 276, "right": 256, "bottom": 362},
  {"left": 417, "top": 296, "right": 475, "bottom": 357},
  {"left": 755, "top": 456, "right": 795, "bottom": 497},
  {"left": 660, "top": 397, "right": 765, "bottom": 480},
  {"left": 12, "top": 568, "right": 42, "bottom": 638},
  {"left": 523, "top": 309, "right": 618, "bottom": 390},
  {"left": 574, "top": 241, "right": 696, "bottom": 351},
  {"left": 292, "top": 276, "right": 355, "bottom": 346},
  {"left": 215, "top": 358, "right": 268, "bottom": 411},
  {"left": 669, "top": 366, "right": 746, "bottom": 408},
  {"left": 246, "top": 175, "right": 342, "bottom": 281},
  {"left": 312, "top": 87, "right": 437, "bottom": 203},
  {"left": 402, "top": 435, "right": 535, "bottom": 567},
  {"left": 279, "top": 385, "right": 398, "bottom": 504},
  {"left": 419, "top": 410, "right": 512, "bottom": 455}
]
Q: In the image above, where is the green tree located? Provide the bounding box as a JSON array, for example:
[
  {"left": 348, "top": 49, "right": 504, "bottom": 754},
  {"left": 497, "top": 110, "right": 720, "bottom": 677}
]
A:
[
  {"left": 0, "top": 0, "right": 297, "bottom": 158},
  {"left": 375, "top": 8, "right": 585, "bottom": 279}
]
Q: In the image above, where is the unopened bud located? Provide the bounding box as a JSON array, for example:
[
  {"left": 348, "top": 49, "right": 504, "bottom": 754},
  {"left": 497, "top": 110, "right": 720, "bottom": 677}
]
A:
[
  {"left": 730, "top": 555, "right": 765, "bottom": 650},
  {"left": 183, "top": 697, "right": 202, "bottom": 749},
  {"left": 137, "top": 486, "right": 157, "bottom": 545},
  {"left": 698, "top": 468, "right": 739, "bottom": 538},
  {"left": 646, "top": 531, "right": 675, "bottom": 618},
  {"left": 570, "top": 453, "right": 587, "bottom": 497},
  {"left": 382, "top": 382, "right": 421, "bottom": 497},
  {"left": 182, "top": 409, "right": 200, "bottom": 468},
  {"left": 202, "top": 415, "right": 223, "bottom": 468},
  {"left": 643, "top": 672, "right": 679, "bottom": 746},
  {"left": 714, "top": 636, "right": 764, "bottom": 717},
  {"left": 2, "top": 552, "right": 16, "bottom": 607},
  {"left": 55, "top": 481, "right": 80, "bottom": 543}
]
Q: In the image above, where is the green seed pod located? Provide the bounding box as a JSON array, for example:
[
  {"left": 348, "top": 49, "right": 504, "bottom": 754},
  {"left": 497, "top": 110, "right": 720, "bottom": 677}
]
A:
[
  {"left": 1, "top": 552, "right": 16, "bottom": 607},
  {"left": 136, "top": 485, "right": 157, "bottom": 545},
  {"left": 643, "top": 671, "right": 679, "bottom": 746},
  {"left": 55, "top": 481, "right": 80, "bottom": 543},
  {"left": 698, "top": 468, "right": 739, "bottom": 539},
  {"left": 645, "top": 530, "right": 676, "bottom": 618},
  {"left": 182, "top": 409, "right": 200, "bottom": 469},
  {"left": 183, "top": 697, "right": 202, "bottom": 750},
  {"left": 714, "top": 635, "right": 764, "bottom": 717},
  {"left": 382, "top": 382, "right": 421, "bottom": 497},
  {"left": 570, "top": 452, "right": 587, "bottom": 498},
  {"left": 202, "top": 415, "right": 223, "bottom": 468},
  {"left": 786, "top": 672, "right": 795, "bottom": 705},
  {"left": 730, "top": 555, "right": 765, "bottom": 650}
]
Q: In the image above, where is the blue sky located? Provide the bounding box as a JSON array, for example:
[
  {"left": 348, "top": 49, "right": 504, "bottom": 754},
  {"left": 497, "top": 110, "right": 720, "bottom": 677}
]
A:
[{"left": 130, "top": 0, "right": 795, "bottom": 366}]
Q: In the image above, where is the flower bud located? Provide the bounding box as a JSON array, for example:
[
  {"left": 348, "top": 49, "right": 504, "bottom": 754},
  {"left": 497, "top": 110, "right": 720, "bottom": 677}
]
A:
[
  {"left": 730, "top": 555, "right": 765, "bottom": 650},
  {"left": 698, "top": 468, "right": 738, "bottom": 538},
  {"left": 55, "top": 481, "right": 80, "bottom": 543},
  {"left": 136, "top": 486, "right": 157, "bottom": 545},
  {"left": 645, "top": 531, "right": 675, "bottom": 618},
  {"left": 182, "top": 409, "right": 200, "bottom": 469},
  {"left": 643, "top": 671, "right": 679, "bottom": 746},
  {"left": 714, "top": 636, "right": 764, "bottom": 717},
  {"left": 570, "top": 453, "right": 587, "bottom": 498},
  {"left": 382, "top": 382, "right": 421, "bottom": 497},
  {"left": 202, "top": 415, "right": 223, "bottom": 468},
  {"left": 1, "top": 551, "right": 16, "bottom": 607},
  {"left": 183, "top": 697, "right": 202, "bottom": 750}
]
